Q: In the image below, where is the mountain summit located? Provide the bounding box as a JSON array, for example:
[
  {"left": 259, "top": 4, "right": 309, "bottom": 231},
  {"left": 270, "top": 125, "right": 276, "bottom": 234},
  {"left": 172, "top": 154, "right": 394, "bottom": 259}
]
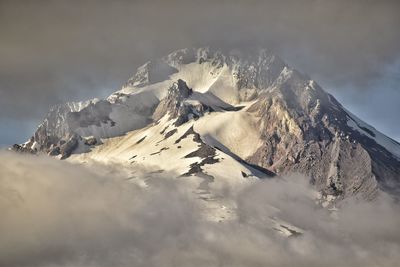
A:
[{"left": 14, "top": 47, "right": 400, "bottom": 206}]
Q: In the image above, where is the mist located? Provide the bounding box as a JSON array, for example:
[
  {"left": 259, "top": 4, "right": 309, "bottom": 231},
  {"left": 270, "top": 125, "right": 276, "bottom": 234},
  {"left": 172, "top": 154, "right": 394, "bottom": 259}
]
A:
[
  {"left": 1, "top": 151, "right": 400, "bottom": 267},
  {"left": 1, "top": 0, "right": 400, "bottom": 144}
]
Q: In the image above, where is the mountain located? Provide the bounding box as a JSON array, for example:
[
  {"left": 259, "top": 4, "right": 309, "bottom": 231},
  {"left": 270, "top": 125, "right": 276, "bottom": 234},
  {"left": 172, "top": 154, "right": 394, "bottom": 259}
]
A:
[{"left": 13, "top": 47, "right": 400, "bottom": 210}]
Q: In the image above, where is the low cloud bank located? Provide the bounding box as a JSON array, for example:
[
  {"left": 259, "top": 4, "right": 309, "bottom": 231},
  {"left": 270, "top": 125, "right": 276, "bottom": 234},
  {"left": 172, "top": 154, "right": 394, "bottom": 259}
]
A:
[{"left": 1, "top": 152, "right": 399, "bottom": 267}]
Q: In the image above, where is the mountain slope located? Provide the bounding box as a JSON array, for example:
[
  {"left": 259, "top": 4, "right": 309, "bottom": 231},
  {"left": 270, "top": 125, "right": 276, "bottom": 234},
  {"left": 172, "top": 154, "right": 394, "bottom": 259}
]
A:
[{"left": 14, "top": 47, "right": 400, "bottom": 206}]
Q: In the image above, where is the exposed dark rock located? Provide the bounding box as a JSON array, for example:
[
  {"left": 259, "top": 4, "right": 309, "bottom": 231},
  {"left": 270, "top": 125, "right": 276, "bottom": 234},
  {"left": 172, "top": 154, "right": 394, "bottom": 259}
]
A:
[
  {"left": 175, "top": 126, "right": 201, "bottom": 144},
  {"left": 152, "top": 80, "right": 216, "bottom": 126},
  {"left": 83, "top": 136, "right": 97, "bottom": 146},
  {"left": 222, "top": 105, "right": 245, "bottom": 111},
  {"left": 164, "top": 129, "right": 177, "bottom": 139},
  {"left": 160, "top": 126, "right": 169, "bottom": 135},
  {"left": 150, "top": 147, "right": 169, "bottom": 156},
  {"left": 11, "top": 144, "right": 35, "bottom": 154},
  {"left": 152, "top": 79, "right": 193, "bottom": 123},
  {"left": 184, "top": 144, "right": 217, "bottom": 161},
  {"left": 136, "top": 136, "right": 146, "bottom": 144},
  {"left": 181, "top": 127, "right": 219, "bottom": 177},
  {"left": 60, "top": 134, "right": 79, "bottom": 160},
  {"left": 149, "top": 170, "right": 165, "bottom": 174},
  {"left": 48, "top": 146, "right": 60, "bottom": 156},
  {"left": 279, "top": 225, "right": 302, "bottom": 237}
]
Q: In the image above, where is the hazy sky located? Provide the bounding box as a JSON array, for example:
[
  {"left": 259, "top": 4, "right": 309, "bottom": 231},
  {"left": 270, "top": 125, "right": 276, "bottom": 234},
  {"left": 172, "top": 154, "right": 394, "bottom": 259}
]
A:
[{"left": 1, "top": 0, "right": 399, "bottom": 145}]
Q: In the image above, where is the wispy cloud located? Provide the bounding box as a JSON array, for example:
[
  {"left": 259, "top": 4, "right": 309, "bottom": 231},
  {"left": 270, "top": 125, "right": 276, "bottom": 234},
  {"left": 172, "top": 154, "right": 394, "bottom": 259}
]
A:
[
  {"left": 1, "top": 152, "right": 399, "bottom": 267},
  {"left": 1, "top": 0, "right": 399, "bottom": 122}
]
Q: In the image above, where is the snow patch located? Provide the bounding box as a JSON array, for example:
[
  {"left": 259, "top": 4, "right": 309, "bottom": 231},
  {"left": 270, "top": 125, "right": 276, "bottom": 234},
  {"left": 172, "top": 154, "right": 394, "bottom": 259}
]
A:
[{"left": 346, "top": 110, "right": 400, "bottom": 159}]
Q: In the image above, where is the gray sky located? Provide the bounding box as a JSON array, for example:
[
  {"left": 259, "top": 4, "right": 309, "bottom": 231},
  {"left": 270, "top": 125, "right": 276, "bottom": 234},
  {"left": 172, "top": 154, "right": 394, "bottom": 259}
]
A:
[{"left": 1, "top": 0, "right": 399, "bottom": 145}]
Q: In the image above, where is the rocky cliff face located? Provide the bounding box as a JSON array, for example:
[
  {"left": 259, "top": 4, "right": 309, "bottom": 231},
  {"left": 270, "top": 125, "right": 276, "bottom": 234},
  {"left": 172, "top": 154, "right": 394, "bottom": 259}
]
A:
[
  {"left": 152, "top": 79, "right": 195, "bottom": 126},
  {"left": 152, "top": 79, "right": 235, "bottom": 126},
  {"left": 245, "top": 69, "right": 394, "bottom": 200},
  {"left": 13, "top": 47, "right": 400, "bottom": 202}
]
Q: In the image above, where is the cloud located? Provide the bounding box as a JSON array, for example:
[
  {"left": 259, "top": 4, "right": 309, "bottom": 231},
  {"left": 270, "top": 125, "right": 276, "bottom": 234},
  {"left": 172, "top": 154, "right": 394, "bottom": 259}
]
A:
[
  {"left": 1, "top": 0, "right": 400, "bottom": 116},
  {"left": 1, "top": 151, "right": 400, "bottom": 267},
  {"left": 0, "top": 152, "right": 199, "bottom": 267},
  {"left": 1, "top": 0, "right": 400, "bottom": 144}
]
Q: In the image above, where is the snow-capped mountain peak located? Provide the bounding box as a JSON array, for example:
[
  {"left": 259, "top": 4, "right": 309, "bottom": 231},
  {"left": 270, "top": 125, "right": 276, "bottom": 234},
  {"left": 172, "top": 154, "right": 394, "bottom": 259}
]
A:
[{"left": 13, "top": 47, "right": 400, "bottom": 206}]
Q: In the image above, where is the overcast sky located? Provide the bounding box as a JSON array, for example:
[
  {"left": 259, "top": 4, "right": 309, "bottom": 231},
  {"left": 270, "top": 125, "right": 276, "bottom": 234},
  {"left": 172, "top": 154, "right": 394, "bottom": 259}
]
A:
[{"left": 1, "top": 0, "right": 399, "bottom": 145}]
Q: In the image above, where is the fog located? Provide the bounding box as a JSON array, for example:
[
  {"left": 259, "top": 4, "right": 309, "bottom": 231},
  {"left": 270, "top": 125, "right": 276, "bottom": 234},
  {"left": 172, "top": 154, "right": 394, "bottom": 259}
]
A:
[
  {"left": 1, "top": 151, "right": 400, "bottom": 267},
  {"left": 1, "top": 0, "right": 400, "bottom": 144}
]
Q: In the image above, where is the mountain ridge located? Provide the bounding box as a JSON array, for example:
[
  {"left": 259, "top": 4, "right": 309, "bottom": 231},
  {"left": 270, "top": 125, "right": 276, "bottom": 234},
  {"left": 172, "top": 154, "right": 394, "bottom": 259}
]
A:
[{"left": 12, "top": 46, "right": 400, "bottom": 205}]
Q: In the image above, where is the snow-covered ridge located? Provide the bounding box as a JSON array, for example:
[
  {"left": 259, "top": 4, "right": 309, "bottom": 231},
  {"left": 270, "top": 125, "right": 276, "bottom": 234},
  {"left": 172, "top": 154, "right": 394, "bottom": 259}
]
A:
[
  {"left": 21, "top": 45, "right": 288, "bottom": 157},
  {"left": 346, "top": 109, "right": 400, "bottom": 159},
  {"left": 118, "top": 47, "right": 287, "bottom": 104}
]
